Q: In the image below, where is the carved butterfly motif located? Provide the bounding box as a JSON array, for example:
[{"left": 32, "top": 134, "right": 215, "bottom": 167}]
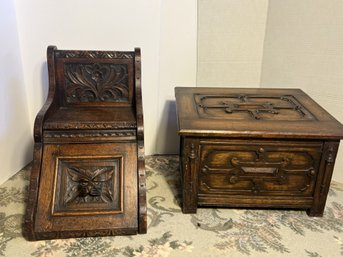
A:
[{"left": 65, "top": 166, "right": 114, "bottom": 204}]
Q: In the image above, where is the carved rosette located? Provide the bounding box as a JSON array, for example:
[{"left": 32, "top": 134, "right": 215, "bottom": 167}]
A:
[{"left": 64, "top": 63, "right": 129, "bottom": 103}]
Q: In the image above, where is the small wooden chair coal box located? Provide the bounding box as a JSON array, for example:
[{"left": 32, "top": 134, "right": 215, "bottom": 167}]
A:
[{"left": 24, "top": 46, "right": 147, "bottom": 240}]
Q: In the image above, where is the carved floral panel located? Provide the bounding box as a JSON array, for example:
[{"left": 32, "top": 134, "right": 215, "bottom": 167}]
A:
[{"left": 64, "top": 63, "right": 130, "bottom": 103}]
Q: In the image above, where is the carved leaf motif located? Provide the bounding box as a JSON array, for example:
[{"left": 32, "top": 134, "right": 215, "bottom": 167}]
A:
[
  {"left": 92, "top": 167, "right": 114, "bottom": 182},
  {"left": 67, "top": 167, "right": 89, "bottom": 182},
  {"left": 64, "top": 63, "right": 129, "bottom": 103},
  {"left": 101, "top": 189, "right": 113, "bottom": 203},
  {"left": 65, "top": 166, "right": 114, "bottom": 204}
]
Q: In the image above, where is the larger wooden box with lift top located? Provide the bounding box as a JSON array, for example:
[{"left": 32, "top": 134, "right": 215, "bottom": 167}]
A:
[
  {"left": 175, "top": 87, "right": 343, "bottom": 216},
  {"left": 24, "top": 46, "right": 146, "bottom": 240}
]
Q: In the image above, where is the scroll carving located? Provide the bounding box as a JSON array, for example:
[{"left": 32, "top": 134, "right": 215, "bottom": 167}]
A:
[
  {"left": 35, "top": 227, "right": 137, "bottom": 240},
  {"left": 195, "top": 94, "right": 316, "bottom": 121},
  {"left": 64, "top": 63, "right": 129, "bottom": 103},
  {"left": 200, "top": 147, "right": 318, "bottom": 195},
  {"left": 44, "top": 130, "right": 135, "bottom": 139},
  {"left": 44, "top": 122, "right": 136, "bottom": 130},
  {"left": 55, "top": 50, "right": 134, "bottom": 59}
]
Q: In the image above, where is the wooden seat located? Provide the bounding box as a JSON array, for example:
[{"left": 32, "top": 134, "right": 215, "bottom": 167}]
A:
[
  {"left": 43, "top": 107, "right": 137, "bottom": 130},
  {"left": 24, "top": 46, "right": 147, "bottom": 240}
]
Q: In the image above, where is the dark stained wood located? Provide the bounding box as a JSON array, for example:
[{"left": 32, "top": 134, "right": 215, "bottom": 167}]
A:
[
  {"left": 24, "top": 46, "right": 147, "bottom": 240},
  {"left": 134, "top": 48, "right": 147, "bottom": 234},
  {"left": 175, "top": 87, "right": 343, "bottom": 216},
  {"left": 43, "top": 107, "right": 137, "bottom": 129},
  {"left": 175, "top": 87, "right": 343, "bottom": 139}
]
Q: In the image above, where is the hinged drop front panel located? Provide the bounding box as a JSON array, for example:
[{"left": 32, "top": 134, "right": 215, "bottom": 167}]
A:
[
  {"left": 52, "top": 156, "right": 123, "bottom": 216},
  {"left": 34, "top": 143, "right": 137, "bottom": 238}
]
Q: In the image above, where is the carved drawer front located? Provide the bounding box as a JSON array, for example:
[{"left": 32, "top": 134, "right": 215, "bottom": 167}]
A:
[
  {"left": 199, "top": 140, "right": 322, "bottom": 196},
  {"left": 35, "top": 143, "right": 137, "bottom": 236}
]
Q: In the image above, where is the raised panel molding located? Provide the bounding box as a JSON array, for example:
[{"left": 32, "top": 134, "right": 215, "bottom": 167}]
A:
[
  {"left": 194, "top": 94, "right": 316, "bottom": 121},
  {"left": 52, "top": 156, "right": 123, "bottom": 216},
  {"left": 200, "top": 145, "right": 319, "bottom": 196}
]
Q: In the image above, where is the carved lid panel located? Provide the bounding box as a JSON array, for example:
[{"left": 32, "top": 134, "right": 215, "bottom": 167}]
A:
[
  {"left": 195, "top": 94, "right": 315, "bottom": 121},
  {"left": 175, "top": 87, "right": 343, "bottom": 139}
]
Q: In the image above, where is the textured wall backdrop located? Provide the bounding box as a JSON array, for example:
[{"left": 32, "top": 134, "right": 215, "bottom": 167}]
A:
[
  {"left": 261, "top": 0, "right": 343, "bottom": 182},
  {"left": 197, "top": 0, "right": 343, "bottom": 182}
]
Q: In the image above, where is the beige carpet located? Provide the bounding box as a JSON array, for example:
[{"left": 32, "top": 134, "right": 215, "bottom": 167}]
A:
[{"left": 1, "top": 155, "right": 343, "bottom": 257}]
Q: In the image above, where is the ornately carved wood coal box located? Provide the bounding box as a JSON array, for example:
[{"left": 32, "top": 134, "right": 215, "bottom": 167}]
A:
[
  {"left": 24, "top": 46, "right": 146, "bottom": 240},
  {"left": 175, "top": 87, "right": 343, "bottom": 216}
]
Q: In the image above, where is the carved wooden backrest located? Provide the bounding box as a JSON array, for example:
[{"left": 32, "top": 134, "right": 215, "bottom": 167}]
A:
[{"left": 52, "top": 48, "right": 135, "bottom": 107}]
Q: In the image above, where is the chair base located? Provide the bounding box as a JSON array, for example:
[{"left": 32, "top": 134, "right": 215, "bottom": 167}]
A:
[{"left": 24, "top": 141, "right": 146, "bottom": 241}]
